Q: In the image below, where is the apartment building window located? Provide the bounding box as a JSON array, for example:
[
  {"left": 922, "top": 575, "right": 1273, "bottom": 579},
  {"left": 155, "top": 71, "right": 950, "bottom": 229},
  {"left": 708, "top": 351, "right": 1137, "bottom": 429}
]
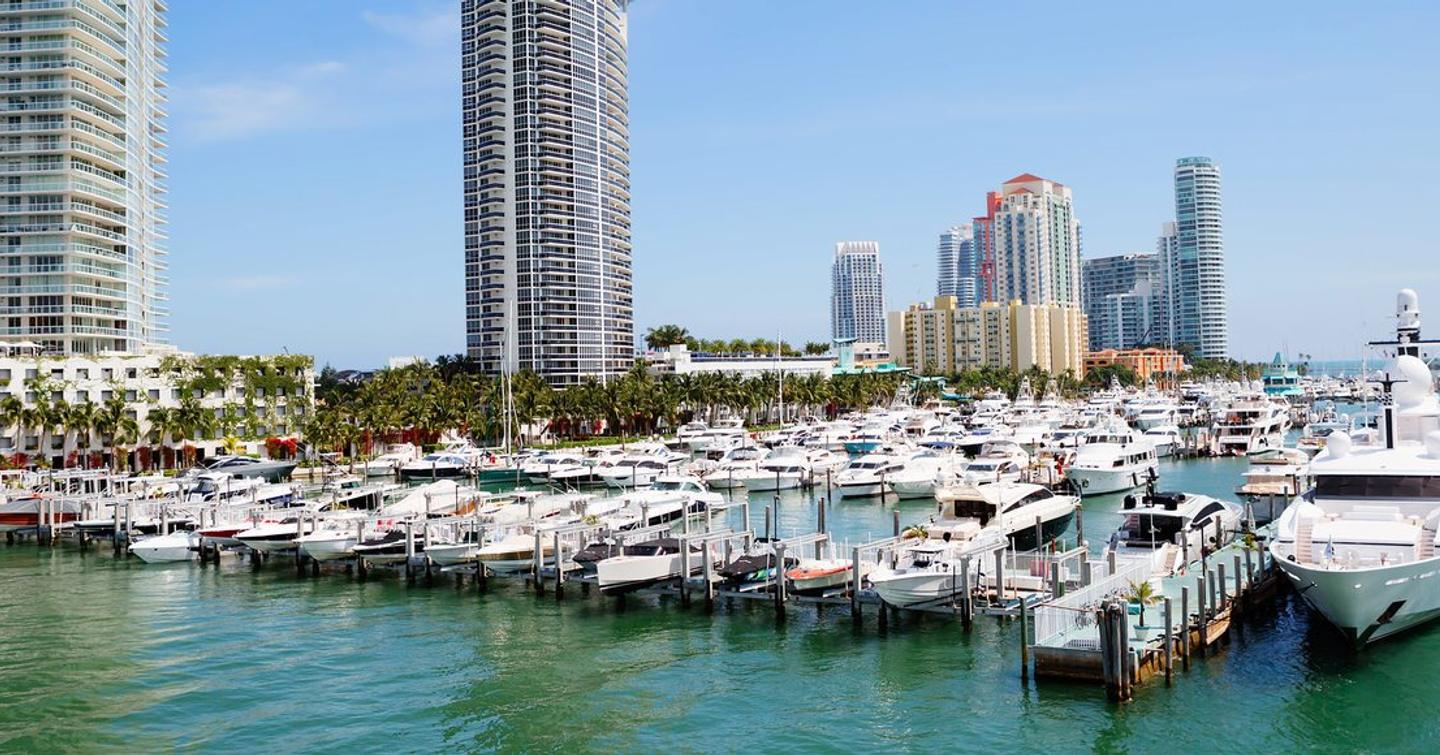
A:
[
  {"left": 124, "top": 390, "right": 136, "bottom": 401},
  {"left": 101, "top": 390, "right": 113, "bottom": 401},
  {"left": 76, "top": 368, "right": 88, "bottom": 379},
  {"left": 75, "top": 390, "right": 87, "bottom": 402},
  {"left": 147, "top": 389, "right": 159, "bottom": 400}
]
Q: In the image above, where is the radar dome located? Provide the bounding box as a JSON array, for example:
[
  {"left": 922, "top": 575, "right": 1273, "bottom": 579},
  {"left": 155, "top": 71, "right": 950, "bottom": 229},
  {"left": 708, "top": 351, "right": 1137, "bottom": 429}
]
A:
[
  {"left": 1399, "top": 289, "right": 1421, "bottom": 331},
  {"left": 1325, "top": 431, "right": 1352, "bottom": 459},
  {"left": 1392, "top": 354, "right": 1435, "bottom": 409}
]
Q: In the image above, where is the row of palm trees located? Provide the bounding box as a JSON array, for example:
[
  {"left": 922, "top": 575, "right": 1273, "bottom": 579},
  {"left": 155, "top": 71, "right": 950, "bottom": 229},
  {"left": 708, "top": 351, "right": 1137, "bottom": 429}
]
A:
[{"left": 305, "top": 360, "right": 915, "bottom": 454}]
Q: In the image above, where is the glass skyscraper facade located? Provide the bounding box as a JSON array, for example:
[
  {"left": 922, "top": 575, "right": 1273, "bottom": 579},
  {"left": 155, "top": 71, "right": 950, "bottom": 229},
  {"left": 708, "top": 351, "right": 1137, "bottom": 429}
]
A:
[
  {"left": 0, "top": 0, "right": 169, "bottom": 354},
  {"left": 461, "top": 0, "right": 633, "bottom": 386}
]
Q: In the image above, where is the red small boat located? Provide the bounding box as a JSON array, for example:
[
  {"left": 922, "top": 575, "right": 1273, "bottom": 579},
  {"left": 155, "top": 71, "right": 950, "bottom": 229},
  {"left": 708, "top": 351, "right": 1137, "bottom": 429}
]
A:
[{"left": 0, "top": 496, "right": 81, "bottom": 532}]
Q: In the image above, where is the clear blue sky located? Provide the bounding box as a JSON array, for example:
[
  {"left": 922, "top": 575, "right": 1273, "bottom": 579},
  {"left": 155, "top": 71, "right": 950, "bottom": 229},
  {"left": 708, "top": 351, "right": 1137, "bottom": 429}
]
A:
[{"left": 165, "top": 1, "right": 1440, "bottom": 368}]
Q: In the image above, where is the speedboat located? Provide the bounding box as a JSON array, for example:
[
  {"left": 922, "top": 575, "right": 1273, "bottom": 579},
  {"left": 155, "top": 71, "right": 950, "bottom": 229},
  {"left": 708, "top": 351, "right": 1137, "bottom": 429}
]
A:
[
  {"left": 0, "top": 495, "right": 81, "bottom": 532},
  {"left": 717, "top": 546, "right": 798, "bottom": 587},
  {"left": 868, "top": 534, "right": 1007, "bottom": 608},
  {"left": 786, "top": 557, "right": 872, "bottom": 594},
  {"left": 234, "top": 516, "right": 315, "bottom": 553},
  {"left": 352, "top": 528, "right": 423, "bottom": 564},
  {"left": 597, "top": 455, "right": 682, "bottom": 489},
  {"left": 521, "top": 452, "right": 588, "bottom": 484},
  {"left": 598, "top": 476, "right": 719, "bottom": 530},
  {"left": 192, "top": 455, "right": 299, "bottom": 483},
  {"left": 1108, "top": 488, "right": 1243, "bottom": 577},
  {"left": 129, "top": 529, "right": 201, "bottom": 563},
  {"left": 476, "top": 530, "right": 555, "bottom": 573},
  {"left": 1065, "top": 422, "right": 1158, "bottom": 496},
  {"left": 961, "top": 440, "right": 1029, "bottom": 485},
  {"left": 595, "top": 538, "right": 704, "bottom": 594},
  {"left": 400, "top": 452, "right": 473, "bottom": 480}
]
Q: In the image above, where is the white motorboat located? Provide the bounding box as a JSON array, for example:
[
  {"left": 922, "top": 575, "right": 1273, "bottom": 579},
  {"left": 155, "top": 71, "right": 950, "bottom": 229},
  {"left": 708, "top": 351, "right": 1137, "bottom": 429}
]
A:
[
  {"left": 598, "top": 476, "right": 719, "bottom": 530},
  {"left": 961, "top": 440, "right": 1030, "bottom": 485},
  {"left": 128, "top": 529, "right": 200, "bottom": 563},
  {"left": 400, "top": 452, "right": 474, "bottom": 480},
  {"left": 597, "top": 455, "right": 682, "bottom": 489},
  {"left": 234, "top": 516, "right": 314, "bottom": 553},
  {"left": 476, "top": 530, "right": 555, "bottom": 573},
  {"left": 701, "top": 445, "right": 766, "bottom": 489},
  {"left": 930, "top": 481, "right": 1079, "bottom": 550},
  {"left": 1065, "top": 422, "right": 1158, "bottom": 496},
  {"left": 520, "top": 452, "right": 588, "bottom": 484},
  {"left": 786, "top": 557, "right": 873, "bottom": 594},
  {"left": 887, "top": 451, "right": 968, "bottom": 500},
  {"left": 1271, "top": 291, "right": 1440, "bottom": 645},
  {"left": 1142, "top": 425, "right": 1183, "bottom": 457},
  {"left": 595, "top": 537, "right": 705, "bottom": 594},
  {"left": 1108, "top": 489, "right": 1243, "bottom": 577},
  {"left": 833, "top": 452, "right": 907, "bottom": 499},
  {"left": 868, "top": 534, "right": 1007, "bottom": 608}
]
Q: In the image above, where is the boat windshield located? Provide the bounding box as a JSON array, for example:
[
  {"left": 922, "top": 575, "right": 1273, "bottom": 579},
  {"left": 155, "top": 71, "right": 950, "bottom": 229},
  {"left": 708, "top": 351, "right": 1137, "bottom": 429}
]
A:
[{"left": 1120, "top": 512, "right": 1185, "bottom": 546}]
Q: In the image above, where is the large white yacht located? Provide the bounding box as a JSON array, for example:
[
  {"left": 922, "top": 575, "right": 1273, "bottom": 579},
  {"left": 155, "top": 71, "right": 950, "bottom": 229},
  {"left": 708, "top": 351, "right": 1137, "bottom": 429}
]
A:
[
  {"left": 1064, "top": 421, "right": 1158, "bottom": 496},
  {"left": 1212, "top": 396, "right": 1291, "bottom": 456},
  {"left": 1272, "top": 290, "right": 1440, "bottom": 645}
]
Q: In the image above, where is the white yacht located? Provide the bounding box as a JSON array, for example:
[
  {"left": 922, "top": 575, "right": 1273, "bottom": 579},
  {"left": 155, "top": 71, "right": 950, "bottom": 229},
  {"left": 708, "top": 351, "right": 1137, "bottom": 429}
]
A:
[
  {"left": 1108, "top": 489, "right": 1243, "bottom": 577},
  {"left": 701, "top": 445, "right": 766, "bottom": 490},
  {"left": 1065, "top": 422, "right": 1158, "bottom": 496},
  {"left": 833, "top": 452, "right": 908, "bottom": 498},
  {"left": 961, "top": 440, "right": 1029, "bottom": 485},
  {"left": 929, "top": 481, "right": 1079, "bottom": 550},
  {"left": 1272, "top": 290, "right": 1440, "bottom": 645},
  {"left": 129, "top": 529, "right": 201, "bottom": 563},
  {"left": 888, "top": 451, "right": 968, "bottom": 500},
  {"left": 867, "top": 534, "right": 1007, "bottom": 608},
  {"left": 399, "top": 451, "right": 474, "bottom": 480},
  {"left": 520, "top": 452, "right": 587, "bottom": 484},
  {"left": 1143, "top": 425, "right": 1183, "bottom": 457},
  {"left": 1212, "top": 397, "right": 1291, "bottom": 456},
  {"left": 597, "top": 454, "right": 682, "bottom": 489}
]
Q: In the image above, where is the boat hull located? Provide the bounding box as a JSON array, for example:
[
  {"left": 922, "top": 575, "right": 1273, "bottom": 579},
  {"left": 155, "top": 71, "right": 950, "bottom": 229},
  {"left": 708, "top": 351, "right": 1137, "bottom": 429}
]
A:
[
  {"left": 1067, "top": 464, "right": 1155, "bottom": 496},
  {"left": 1006, "top": 508, "right": 1075, "bottom": 551},
  {"left": 129, "top": 531, "right": 200, "bottom": 563},
  {"left": 1272, "top": 548, "right": 1440, "bottom": 645}
]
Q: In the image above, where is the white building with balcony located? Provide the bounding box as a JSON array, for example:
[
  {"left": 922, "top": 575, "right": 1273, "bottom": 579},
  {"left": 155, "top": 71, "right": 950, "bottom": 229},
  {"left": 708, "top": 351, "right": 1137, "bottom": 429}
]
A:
[
  {"left": 0, "top": 0, "right": 170, "bottom": 354},
  {"left": 461, "top": 0, "right": 634, "bottom": 386},
  {"left": 0, "top": 342, "right": 313, "bottom": 469}
]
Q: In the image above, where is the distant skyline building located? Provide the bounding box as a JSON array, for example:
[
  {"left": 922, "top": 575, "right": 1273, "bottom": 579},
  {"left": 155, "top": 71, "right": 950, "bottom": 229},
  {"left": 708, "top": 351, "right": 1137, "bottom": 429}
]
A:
[
  {"left": 936, "top": 224, "right": 978, "bottom": 307},
  {"left": 461, "top": 0, "right": 634, "bottom": 386},
  {"left": 831, "top": 241, "right": 886, "bottom": 345},
  {"left": 0, "top": 1, "right": 170, "bottom": 354},
  {"left": 1081, "top": 253, "right": 1159, "bottom": 351},
  {"left": 1163, "top": 156, "right": 1227, "bottom": 358},
  {"left": 887, "top": 295, "right": 1087, "bottom": 377},
  {"left": 991, "top": 174, "right": 1082, "bottom": 307},
  {"left": 972, "top": 192, "right": 1001, "bottom": 303}
]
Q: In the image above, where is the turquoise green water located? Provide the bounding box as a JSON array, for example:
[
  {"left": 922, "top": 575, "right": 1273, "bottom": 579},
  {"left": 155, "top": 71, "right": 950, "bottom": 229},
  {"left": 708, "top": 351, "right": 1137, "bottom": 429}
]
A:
[{"left": 4, "top": 456, "right": 1440, "bottom": 752}]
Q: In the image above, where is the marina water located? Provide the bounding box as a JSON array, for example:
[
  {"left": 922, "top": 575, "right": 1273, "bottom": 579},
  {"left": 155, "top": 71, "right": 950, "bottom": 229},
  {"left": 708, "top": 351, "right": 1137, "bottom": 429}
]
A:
[{"left": 4, "top": 453, "right": 1440, "bottom": 751}]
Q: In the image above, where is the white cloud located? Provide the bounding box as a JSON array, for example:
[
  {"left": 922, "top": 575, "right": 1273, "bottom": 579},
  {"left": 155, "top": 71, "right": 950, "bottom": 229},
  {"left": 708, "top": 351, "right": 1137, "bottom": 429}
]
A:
[
  {"left": 179, "top": 61, "right": 347, "bottom": 142},
  {"left": 361, "top": 4, "right": 457, "bottom": 49},
  {"left": 174, "top": 3, "right": 456, "bottom": 142}
]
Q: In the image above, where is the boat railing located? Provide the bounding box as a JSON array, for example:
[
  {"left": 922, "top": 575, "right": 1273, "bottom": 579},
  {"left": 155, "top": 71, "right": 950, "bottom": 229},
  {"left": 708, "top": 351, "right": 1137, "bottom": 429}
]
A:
[{"left": 1032, "top": 556, "right": 1153, "bottom": 646}]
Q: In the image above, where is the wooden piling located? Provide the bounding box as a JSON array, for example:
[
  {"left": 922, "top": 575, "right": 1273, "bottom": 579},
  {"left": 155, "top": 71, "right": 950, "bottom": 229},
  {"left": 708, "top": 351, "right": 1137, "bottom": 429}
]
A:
[
  {"left": 994, "top": 548, "right": 1006, "bottom": 605},
  {"left": 1018, "top": 595, "right": 1030, "bottom": 682},
  {"left": 701, "top": 543, "right": 714, "bottom": 611},
  {"left": 1217, "top": 564, "right": 1227, "bottom": 610},
  {"left": 850, "top": 546, "right": 862, "bottom": 624},
  {"left": 553, "top": 532, "right": 564, "bottom": 600},
  {"left": 892, "top": 510, "right": 900, "bottom": 539},
  {"left": 532, "top": 529, "right": 545, "bottom": 595},
  {"left": 773, "top": 542, "right": 787, "bottom": 624},
  {"left": 1195, "top": 575, "right": 1207, "bottom": 656},
  {"left": 1163, "top": 597, "right": 1173, "bottom": 685},
  {"left": 1180, "top": 586, "right": 1190, "bottom": 669}
]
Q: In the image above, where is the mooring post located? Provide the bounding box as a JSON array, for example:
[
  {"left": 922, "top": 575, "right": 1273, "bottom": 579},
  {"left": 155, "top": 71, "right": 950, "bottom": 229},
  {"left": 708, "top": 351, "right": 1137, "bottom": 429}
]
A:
[
  {"left": 850, "top": 546, "right": 862, "bottom": 624},
  {"left": 356, "top": 519, "right": 368, "bottom": 581},
  {"left": 994, "top": 548, "right": 1006, "bottom": 605},
  {"left": 741, "top": 498, "right": 752, "bottom": 548},
  {"left": 532, "top": 529, "right": 545, "bottom": 595},
  {"left": 1118, "top": 606, "right": 1132, "bottom": 701},
  {"left": 702, "top": 543, "right": 714, "bottom": 611},
  {"left": 1081, "top": 557, "right": 1092, "bottom": 587},
  {"left": 1195, "top": 575, "right": 1207, "bottom": 656},
  {"left": 679, "top": 535, "right": 691, "bottom": 608},
  {"left": 553, "top": 532, "right": 564, "bottom": 600},
  {"left": 404, "top": 520, "right": 416, "bottom": 584},
  {"left": 1233, "top": 554, "right": 1244, "bottom": 602},
  {"left": 1018, "top": 595, "right": 1030, "bottom": 682},
  {"left": 959, "top": 556, "right": 973, "bottom": 631},
  {"left": 892, "top": 510, "right": 900, "bottom": 539},
  {"left": 1099, "top": 607, "right": 1115, "bottom": 701},
  {"left": 1033, "top": 515, "right": 1044, "bottom": 557},
  {"left": 1074, "top": 502, "right": 1085, "bottom": 548},
  {"left": 1106, "top": 548, "right": 1117, "bottom": 577},
  {"left": 764, "top": 505, "right": 772, "bottom": 542},
  {"left": 1050, "top": 561, "right": 1063, "bottom": 599},
  {"left": 1217, "top": 563, "right": 1227, "bottom": 611},
  {"left": 1244, "top": 546, "right": 1255, "bottom": 590},
  {"left": 295, "top": 514, "right": 307, "bottom": 577},
  {"left": 1209, "top": 568, "right": 1220, "bottom": 614},
  {"left": 1163, "top": 597, "right": 1174, "bottom": 685},
  {"left": 1180, "top": 586, "right": 1190, "bottom": 669},
  {"left": 111, "top": 499, "right": 121, "bottom": 552},
  {"left": 773, "top": 541, "right": 787, "bottom": 624}
]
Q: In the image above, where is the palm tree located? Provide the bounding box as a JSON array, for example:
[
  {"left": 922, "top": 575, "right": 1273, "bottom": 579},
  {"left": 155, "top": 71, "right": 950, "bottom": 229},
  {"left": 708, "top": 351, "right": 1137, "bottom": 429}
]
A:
[
  {"left": 643, "top": 324, "right": 690, "bottom": 350},
  {"left": 1126, "top": 579, "right": 1161, "bottom": 627},
  {"left": 66, "top": 401, "right": 99, "bottom": 465}
]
